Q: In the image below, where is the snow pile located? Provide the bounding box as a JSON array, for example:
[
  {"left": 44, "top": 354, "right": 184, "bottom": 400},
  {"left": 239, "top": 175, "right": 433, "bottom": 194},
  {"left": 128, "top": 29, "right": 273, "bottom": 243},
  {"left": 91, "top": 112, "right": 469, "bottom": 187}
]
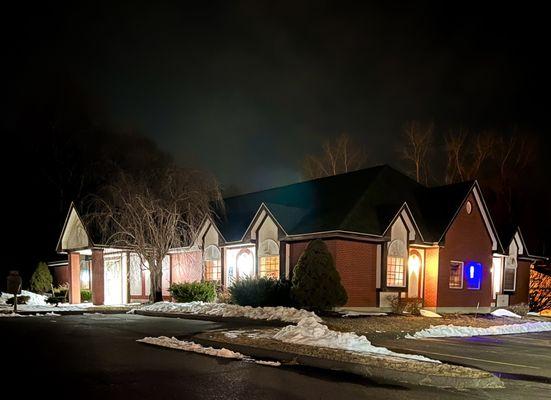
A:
[
  {"left": 0, "top": 290, "right": 48, "bottom": 306},
  {"left": 138, "top": 336, "right": 280, "bottom": 366},
  {"left": 406, "top": 321, "right": 551, "bottom": 339},
  {"left": 131, "top": 301, "right": 321, "bottom": 324},
  {"left": 420, "top": 309, "right": 442, "bottom": 318},
  {"left": 341, "top": 311, "right": 387, "bottom": 317},
  {"left": 273, "top": 316, "right": 439, "bottom": 363},
  {"left": 0, "top": 313, "right": 25, "bottom": 317},
  {"left": 491, "top": 309, "right": 521, "bottom": 318}
]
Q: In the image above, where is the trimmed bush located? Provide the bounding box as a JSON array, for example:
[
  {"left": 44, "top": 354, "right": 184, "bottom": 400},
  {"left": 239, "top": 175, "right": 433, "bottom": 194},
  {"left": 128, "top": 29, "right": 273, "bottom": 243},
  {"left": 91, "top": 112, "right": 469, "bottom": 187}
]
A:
[
  {"left": 169, "top": 282, "right": 217, "bottom": 303},
  {"left": 30, "top": 262, "right": 53, "bottom": 294},
  {"left": 507, "top": 303, "right": 529, "bottom": 316},
  {"left": 229, "top": 277, "right": 293, "bottom": 307},
  {"left": 291, "top": 239, "right": 347, "bottom": 311},
  {"left": 81, "top": 289, "right": 92, "bottom": 302},
  {"left": 7, "top": 295, "right": 30, "bottom": 305},
  {"left": 52, "top": 283, "right": 69, "bottom": 300}
]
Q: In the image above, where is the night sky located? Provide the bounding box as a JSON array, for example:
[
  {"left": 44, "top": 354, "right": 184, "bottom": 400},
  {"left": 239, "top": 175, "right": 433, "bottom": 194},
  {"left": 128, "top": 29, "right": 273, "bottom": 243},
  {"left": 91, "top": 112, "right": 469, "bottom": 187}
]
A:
[
  {"left": 7, "top": 1, "right": 549, "bottom": 192},
  {"left": 2, "top": 1, "right": 550, "bottom": 275}
]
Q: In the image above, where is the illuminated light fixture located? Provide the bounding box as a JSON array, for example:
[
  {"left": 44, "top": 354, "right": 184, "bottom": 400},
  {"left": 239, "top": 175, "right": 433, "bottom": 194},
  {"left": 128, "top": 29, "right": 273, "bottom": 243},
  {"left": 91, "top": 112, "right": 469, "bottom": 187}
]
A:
[
  {"left": 408, "top": 253, "right": 420, "bottom": 274},
  {"left": 469, "top": 265, "right": 475, "bottom": 279}
]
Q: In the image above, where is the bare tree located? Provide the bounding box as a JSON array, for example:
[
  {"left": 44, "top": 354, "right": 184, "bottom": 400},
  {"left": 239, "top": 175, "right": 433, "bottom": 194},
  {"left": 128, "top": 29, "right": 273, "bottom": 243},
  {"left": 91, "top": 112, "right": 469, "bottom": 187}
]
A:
[
  {"left": 444, "top": 129, "right": 497, "bottom": 184},
  {"left": 88, "top": 167, "right": 222, "bottom": 302},
  {"left": 401, "top": 121, "right": 434, "bottom": 184},
  {"left": 302, "top": 133, "right": 367, "bottom": 179}
]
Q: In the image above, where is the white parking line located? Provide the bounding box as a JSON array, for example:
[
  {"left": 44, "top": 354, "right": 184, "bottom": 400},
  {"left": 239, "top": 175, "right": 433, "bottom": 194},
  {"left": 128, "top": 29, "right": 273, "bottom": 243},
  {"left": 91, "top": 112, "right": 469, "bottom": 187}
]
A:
[{"left": 393, "top": 348, "right": 541, "bottom": 370}]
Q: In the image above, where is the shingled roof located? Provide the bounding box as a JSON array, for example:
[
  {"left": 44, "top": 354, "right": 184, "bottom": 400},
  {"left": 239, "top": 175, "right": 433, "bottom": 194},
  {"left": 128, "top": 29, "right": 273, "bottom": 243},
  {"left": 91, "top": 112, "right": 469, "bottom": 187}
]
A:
[{"left": 213, "top": 165, "right": 478, "bottom": 244}]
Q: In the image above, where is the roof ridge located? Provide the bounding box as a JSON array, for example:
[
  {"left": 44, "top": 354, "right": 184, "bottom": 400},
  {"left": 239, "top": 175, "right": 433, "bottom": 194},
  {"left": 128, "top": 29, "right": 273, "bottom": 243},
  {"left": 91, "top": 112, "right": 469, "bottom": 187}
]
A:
[{"left": 222, "top": 164, "right": 389, "bottom": 201}]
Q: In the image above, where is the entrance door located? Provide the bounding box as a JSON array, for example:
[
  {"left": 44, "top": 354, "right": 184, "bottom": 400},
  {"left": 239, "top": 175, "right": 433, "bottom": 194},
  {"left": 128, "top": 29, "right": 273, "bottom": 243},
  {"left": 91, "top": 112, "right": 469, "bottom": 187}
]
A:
[
  {"left": 236, "top": 248, "right": 255, "bottom": 280},
  {"left": 408, "top": 251, "right": 421, "bottom": 298},
  {"left": 104, "top": 256, "right": 123, "bottom": 305}
]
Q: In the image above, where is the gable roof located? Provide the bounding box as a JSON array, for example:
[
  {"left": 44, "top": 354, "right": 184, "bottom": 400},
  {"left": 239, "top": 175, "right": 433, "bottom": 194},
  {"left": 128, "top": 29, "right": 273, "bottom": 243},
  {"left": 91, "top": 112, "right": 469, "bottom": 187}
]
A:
[{"left": 213, "top": 165, "right": 482, "bottom": 244}]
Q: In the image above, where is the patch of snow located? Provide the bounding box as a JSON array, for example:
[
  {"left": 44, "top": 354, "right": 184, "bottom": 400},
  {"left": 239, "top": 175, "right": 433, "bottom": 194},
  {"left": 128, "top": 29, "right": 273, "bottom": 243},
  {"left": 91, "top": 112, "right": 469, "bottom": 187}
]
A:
[
  {"left": 420, "top": 309, "right": 442, "bottom": 318},
  {"left": 273, "top": 316, "right": 439, "bottom": 363},
  {"left": 0, "top": 290, "right": 47, "bottom": 306},
  {"left": 527, "top": 312, "right": 540, "bottom": 316},
  {"left": 254, "top": 360, "right": 281, "bottom": 367},
  {"left": 130, "top": 301, "right": 321, "bottom": 324},
  {"left": 0, "top": 313, "right": 25, "bottom": 317},
  {"left": 341, "top": 311, "right": 388, "bottom": 317},
  {"left": 138, "top": 336, "right": 279, "bottom": 366},
  {"left": 491, "top": 309, "right": 521, "bottom": 318},
  {"left": 406, "top": 321, "right": 551, "bottom": 339}
]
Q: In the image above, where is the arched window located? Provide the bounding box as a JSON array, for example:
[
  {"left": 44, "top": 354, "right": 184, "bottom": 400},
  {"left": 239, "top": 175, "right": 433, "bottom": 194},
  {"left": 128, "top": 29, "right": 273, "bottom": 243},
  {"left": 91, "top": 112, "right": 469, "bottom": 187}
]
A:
[
  {"left": 259, "top": 239, "right": 280, "bottom": 278},
  {"left": 503, "top": 255, "right": 517, "bottom": 291},
  {"left": 204, "top": 245, "right": 221, "bottom": 283},
  {"left": 387, "top": 239, "right": 406, "bottom": 287}
]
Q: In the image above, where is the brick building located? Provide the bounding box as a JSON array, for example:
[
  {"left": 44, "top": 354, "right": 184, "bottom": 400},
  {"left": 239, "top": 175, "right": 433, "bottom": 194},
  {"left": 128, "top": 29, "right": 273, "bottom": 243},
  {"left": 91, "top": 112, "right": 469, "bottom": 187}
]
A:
[{"left": 55, "top": 165, "right": 546, "bottom": 312}]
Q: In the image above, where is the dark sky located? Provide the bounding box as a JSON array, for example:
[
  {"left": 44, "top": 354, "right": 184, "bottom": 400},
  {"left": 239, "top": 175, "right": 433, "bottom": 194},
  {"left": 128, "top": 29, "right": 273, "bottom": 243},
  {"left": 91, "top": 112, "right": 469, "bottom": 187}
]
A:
[{"left": 6, "top": 1, "right": 550, "bottom": 192}]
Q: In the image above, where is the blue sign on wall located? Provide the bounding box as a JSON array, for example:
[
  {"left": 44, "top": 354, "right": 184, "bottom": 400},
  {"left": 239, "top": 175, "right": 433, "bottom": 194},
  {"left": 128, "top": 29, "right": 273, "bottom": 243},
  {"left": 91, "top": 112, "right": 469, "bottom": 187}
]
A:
[{"left": 465, "top": 261, "right": 482, "bottom": 290}]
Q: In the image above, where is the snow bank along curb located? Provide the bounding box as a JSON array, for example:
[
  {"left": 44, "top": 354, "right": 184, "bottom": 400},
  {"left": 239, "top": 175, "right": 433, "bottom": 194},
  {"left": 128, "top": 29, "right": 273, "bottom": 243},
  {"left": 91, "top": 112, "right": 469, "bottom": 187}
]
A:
[
  {"left": 273, "top": 316, "right": 437, "bottom": 363},
  {"left": 406, "top": 321, "right": 551, "bottom": 339},
  {"left": 194, "top": 332, "right": 503, "bottom": 389},
  {"left": 137, "top": 336, "right": 280, "bottom": 366},
  {"left": 129, "top": 301, "right": 321, "bottom": 324}
]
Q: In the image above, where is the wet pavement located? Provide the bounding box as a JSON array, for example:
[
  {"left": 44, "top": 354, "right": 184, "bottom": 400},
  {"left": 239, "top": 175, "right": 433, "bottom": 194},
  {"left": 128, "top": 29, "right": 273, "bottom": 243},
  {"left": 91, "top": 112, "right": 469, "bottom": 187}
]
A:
[{"left": 1, "top": 314, "right": 549, "bottom": 399}]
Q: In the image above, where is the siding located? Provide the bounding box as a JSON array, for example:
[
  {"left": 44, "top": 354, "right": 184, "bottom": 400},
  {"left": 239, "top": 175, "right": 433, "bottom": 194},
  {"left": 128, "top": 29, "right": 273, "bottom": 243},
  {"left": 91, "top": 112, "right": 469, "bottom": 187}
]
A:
[{"left": 508, "top": 260, "right": 531, "bottom": 305}]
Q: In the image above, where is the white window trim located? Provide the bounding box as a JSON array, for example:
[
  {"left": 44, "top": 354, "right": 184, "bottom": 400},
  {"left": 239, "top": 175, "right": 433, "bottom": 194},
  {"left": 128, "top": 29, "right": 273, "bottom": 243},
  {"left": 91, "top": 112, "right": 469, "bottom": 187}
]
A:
[
  {"left": 386, "top": 256, "right": 406, "bottom": 288},
  {"left": 449, "top": 260, "right": 464, "bottom": 289},
  {"left": 503, "top": 256, "right": 517, "bottom": 292}
]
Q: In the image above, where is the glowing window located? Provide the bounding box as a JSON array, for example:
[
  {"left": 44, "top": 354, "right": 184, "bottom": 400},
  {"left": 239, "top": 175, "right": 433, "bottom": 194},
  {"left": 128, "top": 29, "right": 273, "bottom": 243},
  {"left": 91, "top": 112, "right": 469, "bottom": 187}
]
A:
[
  {"left": 386, "top": 240, "right": 406, "bottom": 287},
  {"left": 466, "top": 201, "right": 472, "bottom": 214},
  {"left": 204, "top": 245, "right": 221, "bottom": 283},
  {"left": 260, "top": 256, "right": 280, "bottom": 278},
  {"left": 449, "top": 261, "right": 464, "bottom": 289},
  {"left": 465, "top": 262, "right": 482, "bottom": 290},
  {"left": 503, "top": 256, "right": 517, "bottom": 291}
]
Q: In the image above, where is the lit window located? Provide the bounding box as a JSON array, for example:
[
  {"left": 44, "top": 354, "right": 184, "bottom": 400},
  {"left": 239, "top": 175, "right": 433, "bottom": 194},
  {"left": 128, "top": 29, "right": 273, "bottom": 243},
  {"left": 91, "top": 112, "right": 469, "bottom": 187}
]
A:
[
  {"left": 466, "top": 262, "right": 482, "bottom": 290},
  {"left": 386, "top": 240, "right": 406, "bottom": 287},
  {"left": 260, "top": 256, "right": 280, "bottom": 278},
  {"left": 449, "top": 261, "right": 463, "bottom": 289},
  {"left": 204, "top": 245, "right": 221, "bottom": 283},
  {"left": 258, "top": 239, "right": 280, "bottom": 279},
  {"left": 503, "top": 256, "right": 517, "bottom": 291}
]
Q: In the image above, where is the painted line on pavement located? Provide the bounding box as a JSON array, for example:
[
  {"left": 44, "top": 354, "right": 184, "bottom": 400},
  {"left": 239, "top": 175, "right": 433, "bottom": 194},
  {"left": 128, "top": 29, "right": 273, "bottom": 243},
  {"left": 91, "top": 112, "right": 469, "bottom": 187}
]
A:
[{"left": 390, "top": 348, "right": 541, "bottom": 370}]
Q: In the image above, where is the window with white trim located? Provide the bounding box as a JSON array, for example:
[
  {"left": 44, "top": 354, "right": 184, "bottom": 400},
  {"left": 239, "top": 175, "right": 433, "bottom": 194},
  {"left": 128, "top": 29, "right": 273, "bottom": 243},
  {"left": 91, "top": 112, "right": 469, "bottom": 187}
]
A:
[
  {"left": 386, "top": 240, "right": 406, "bottom": 287},
  {"left": 204, "top": 245, "right": 221, "bottom": 283},
  {"left": 258, "top": 239, "right": 280, "bottom": 278},
  {"left": 503, "top": 256, "right": 517, "bottom": 291},
  {"left": 449, "top": 261, "right": 463, "bottom": 289}
]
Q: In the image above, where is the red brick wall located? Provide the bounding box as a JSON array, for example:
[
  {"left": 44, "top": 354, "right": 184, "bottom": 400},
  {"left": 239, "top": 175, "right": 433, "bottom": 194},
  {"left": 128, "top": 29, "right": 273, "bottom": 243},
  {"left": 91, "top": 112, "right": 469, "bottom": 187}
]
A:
[
  {"left": 170, "top": 251, "right": 202, "bottom": 283},
  {"left": 509, "top": 260, "right": 531, "bottom": 305},
  {"left": 52, "top": 265, "right": 70, "bottom": 286},
  {"left": 289, "top": 239, "right": 377, "bottom": 307},
  {"left": 423, "top": 247, "right": 440, "bottom": 308},
  {"left": 437, "top": 193, "right": 493, "bottom": 308},
  {"left": 68, "top": 252, "right": 81, "bottom": 304},
  {"left": 91, "top": 249, "right": 105, "bottom": 305}
]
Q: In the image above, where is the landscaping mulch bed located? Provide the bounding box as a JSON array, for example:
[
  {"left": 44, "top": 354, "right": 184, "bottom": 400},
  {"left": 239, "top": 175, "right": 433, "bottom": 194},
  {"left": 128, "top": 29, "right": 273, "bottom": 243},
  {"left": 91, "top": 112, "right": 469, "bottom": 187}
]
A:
[{"left": 323, "top": 314, "right": 534, "bottom": 341}]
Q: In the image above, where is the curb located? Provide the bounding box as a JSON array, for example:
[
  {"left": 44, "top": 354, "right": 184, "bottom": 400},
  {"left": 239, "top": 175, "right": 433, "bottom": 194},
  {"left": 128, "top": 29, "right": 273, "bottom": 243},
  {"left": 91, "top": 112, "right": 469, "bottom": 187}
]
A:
[
  {"left": 133, "top": 310, "right": 289, "bottom": 327},
  {"left": 191, "top": 335, "right": 504, "bottom": 390},
  {"left": 0, "top": 309, "right": 131, "bottom": 316}
]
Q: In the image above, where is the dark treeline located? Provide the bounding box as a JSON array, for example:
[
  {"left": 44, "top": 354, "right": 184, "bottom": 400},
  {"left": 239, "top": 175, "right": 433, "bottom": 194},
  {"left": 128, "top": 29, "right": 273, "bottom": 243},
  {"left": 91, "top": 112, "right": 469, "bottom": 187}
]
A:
[{"left": 2, "top": 82, "right": 173, "bottom": 284}]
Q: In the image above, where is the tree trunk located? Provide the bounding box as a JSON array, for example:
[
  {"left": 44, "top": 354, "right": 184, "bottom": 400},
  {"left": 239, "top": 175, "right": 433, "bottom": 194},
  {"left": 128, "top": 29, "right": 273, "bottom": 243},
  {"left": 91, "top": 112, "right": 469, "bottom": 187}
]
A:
[{"left": 148, "top": 259, "right": 164, "bottom": 303}]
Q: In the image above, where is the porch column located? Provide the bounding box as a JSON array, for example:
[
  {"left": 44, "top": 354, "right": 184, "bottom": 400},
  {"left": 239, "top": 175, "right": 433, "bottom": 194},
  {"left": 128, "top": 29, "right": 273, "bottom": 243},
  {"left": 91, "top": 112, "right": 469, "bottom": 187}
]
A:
[
  {"left": 68, "top": 252, "right": 81, "bottom": 304},
  {"left": 91, "top": 249, "right": 105, "bottom": 305}
]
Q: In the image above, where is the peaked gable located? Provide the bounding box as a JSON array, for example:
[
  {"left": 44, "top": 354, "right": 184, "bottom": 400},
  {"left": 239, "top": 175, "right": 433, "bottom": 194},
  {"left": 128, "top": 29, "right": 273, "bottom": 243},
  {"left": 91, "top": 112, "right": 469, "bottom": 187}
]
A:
[{"left": 57, "top": 203, "right": 91, "bottom": 252}]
